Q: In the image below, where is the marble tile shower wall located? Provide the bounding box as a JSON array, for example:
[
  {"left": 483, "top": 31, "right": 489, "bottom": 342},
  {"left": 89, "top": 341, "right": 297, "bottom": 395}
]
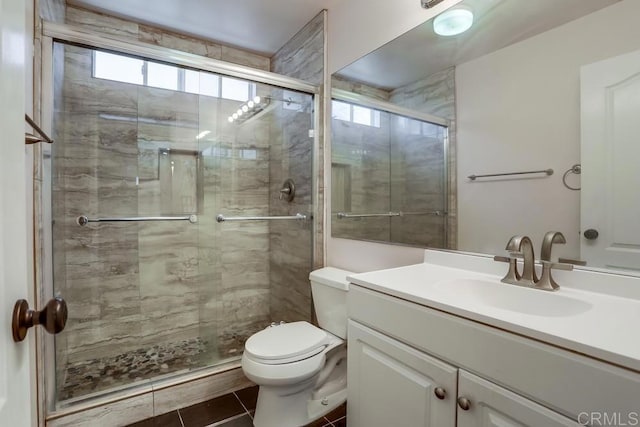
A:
[
  {"left": 390, "top": 67, "right": 457, "bottom": 249},
  {"left": 64, "top": 6, "right": 270, "bottom": 71},
  {"left": 269, "top": 11, "right": 325, "bottom": 322},
  {"left": 53, "top": 43, "right": 273, "bottom": 398},
  {"left": 332, "top": 75, "right": 391, "bottom": 102},
  {"left": 267, "top": 93, "right": 315, "bottom": 323}
]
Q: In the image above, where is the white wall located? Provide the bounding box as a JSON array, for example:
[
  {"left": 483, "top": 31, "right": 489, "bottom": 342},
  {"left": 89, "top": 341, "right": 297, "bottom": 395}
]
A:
[
  {"left": 326, "top": 0, "right": 462, "bottom": 73},
  {"left": 456, "top": 0, "right": 640, "bottom": 261}
]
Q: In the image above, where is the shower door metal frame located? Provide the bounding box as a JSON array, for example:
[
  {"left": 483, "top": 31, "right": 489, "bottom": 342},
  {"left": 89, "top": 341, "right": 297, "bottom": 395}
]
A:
[
  {"left": 331, "top": 88, "right": 451, "bottom": 248},
  {"left": 43, "top": 22, "right": 320, "bottom": 95},
  {"left": 37, "top": 22, "right": 321, "bottom": 422}
]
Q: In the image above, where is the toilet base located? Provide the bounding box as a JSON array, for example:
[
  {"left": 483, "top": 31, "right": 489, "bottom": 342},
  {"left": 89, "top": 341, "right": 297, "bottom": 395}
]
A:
[{"left": 253, "top": 380, "right": 346, "bottom": 427}]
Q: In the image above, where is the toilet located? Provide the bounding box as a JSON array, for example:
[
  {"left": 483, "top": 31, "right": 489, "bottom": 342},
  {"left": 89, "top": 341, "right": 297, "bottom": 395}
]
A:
[{"left": 241, "top": 267, "right": 352, "bottom": 427}]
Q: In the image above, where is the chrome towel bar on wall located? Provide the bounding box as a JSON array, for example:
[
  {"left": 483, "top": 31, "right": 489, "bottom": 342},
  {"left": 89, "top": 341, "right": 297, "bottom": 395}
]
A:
[{"left": 467, "top": 168, "right": 553, "bottom": 181}]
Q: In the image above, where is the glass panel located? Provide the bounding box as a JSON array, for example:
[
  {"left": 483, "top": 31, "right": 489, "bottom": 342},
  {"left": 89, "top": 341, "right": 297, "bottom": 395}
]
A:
[
  {"left": 220, "top": 76, "right": 251, "bottom": 101},
  {"left": 50, "top": 42, "right": 314, "bottom": 409},
  {"left": 199, "top": 72, "right": 220, "bottom": 98},
  {"left": 331, "top": 99, "right": 447, "bottom": 247},
  {"left": 184, "top": 69, "right": 200, "bottom": 94},
  {"left": 331, "top": 103, "right": 391, "bottom": 241},
  {"left": 390, "top": 116, "right": 447, "bottom": 247},
  {"left": 94, "top": 51, "right": 143, "bottom": 85},
  {"left": 352, "top": 105, "right": 372, "bottom": 126},
  {"left": 332, "top": 100, "right": 351, "bottom": 121},
  {"left": 147, "top": 61, "right": 179, "bottom": 90}
]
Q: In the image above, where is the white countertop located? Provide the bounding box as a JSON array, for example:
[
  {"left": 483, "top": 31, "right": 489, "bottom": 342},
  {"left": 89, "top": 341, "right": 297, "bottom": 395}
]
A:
[{"left": 348, "top": 254, "right": 640, "bottom": 373}]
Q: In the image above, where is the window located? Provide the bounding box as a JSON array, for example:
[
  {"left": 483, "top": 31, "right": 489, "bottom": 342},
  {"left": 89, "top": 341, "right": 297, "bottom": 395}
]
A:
[
  {"left": 147, "top": 62, "right": 178, "bottom": 91},
  {"left": 94, "top": 51, "right": 143, "bottom": 85},
  {"left": 332, "top": 100, "right": 351, "bottom": 122},
  {"left": 221, "top": 77, "right": 252, "bottom": 102},
  {"left": 92, "top": 50, "right": 254, "bottom": 101},
  {"left": 331, "top": 100, "right": 381, "bottom": 128}
]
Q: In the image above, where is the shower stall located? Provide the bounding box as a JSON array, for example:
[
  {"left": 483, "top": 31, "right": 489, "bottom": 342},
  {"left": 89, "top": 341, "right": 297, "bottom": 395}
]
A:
[{"left": 42, "top": 32, "right": 317, "bottom": 412}]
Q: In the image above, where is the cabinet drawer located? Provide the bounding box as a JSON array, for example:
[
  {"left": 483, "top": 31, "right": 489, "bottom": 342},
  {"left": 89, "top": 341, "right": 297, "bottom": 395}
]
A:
[{"left": 349, "top": 284, "right": 640, "bottom": 419}]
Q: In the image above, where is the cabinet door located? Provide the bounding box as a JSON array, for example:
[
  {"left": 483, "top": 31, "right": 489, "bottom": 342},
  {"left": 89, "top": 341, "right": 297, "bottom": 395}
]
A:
[
  {"left": 457, "top": 370, "right": 579, "bottom": 427},
  {"left": 348, "top": 320, "right": 457, "bottom": 427}
]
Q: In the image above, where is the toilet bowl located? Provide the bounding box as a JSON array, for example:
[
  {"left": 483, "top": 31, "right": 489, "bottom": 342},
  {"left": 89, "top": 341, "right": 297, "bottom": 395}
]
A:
[{"left": 241, "top": 267, "right": 352, "bottom": 427}]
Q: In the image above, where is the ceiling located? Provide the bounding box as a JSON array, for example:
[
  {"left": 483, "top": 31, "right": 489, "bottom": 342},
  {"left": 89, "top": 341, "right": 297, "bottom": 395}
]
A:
[
  {"left": 336, "top": 0, "right": 620, "bottom": 90},
  {"left": 67, "top": 0, "right": 332, "bottom": 55}
]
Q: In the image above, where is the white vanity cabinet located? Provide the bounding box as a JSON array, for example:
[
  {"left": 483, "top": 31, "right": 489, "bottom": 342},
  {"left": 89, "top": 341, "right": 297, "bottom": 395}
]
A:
[
  {"left": 347, "top": 282, "right": 640, "bottom": 427},
  {"left": 348, "top": 320, "right": 576, "bottom": 427}
]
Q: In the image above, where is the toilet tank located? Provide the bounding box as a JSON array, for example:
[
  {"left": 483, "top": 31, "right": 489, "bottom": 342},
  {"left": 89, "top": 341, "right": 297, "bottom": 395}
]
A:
[{"left": 309, "top": 267, "right": 353, "bottom": 339}]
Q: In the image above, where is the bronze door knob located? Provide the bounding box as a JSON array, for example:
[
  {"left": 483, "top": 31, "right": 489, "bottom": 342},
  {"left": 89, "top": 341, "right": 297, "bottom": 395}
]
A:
[{"left": 12, "top": 297, "right": 68, "bottom": 342}]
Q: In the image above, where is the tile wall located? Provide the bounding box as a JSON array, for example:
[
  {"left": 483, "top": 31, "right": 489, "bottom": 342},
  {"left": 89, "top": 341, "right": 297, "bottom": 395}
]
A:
[{"left": 268, "top": 11, "right": 326, "bottom": 322}]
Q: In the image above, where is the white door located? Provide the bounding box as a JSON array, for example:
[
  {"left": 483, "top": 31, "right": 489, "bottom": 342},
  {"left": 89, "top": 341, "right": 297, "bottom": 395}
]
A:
[
  {"left": 347, "top": 320, "right": 457, "bottom": 427},
  {"left": 581, "top": 49, "right": 640, "bottom": 270},
  {"left": 456, "top": 370, "right": 576, "bottom": 427},
  {"left": 0, "top": 0, "right": 34, "bottom": 425}
]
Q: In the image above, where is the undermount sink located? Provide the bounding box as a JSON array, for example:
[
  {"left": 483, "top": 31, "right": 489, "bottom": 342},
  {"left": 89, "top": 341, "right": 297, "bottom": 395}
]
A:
[{"left": 434, "top": 278, "right": 593, "bottom": 317}]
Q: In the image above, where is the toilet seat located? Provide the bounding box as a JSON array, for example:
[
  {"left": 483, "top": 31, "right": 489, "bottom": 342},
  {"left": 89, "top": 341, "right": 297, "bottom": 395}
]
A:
[{"left": 244, "top": 321, "right": 333, "bottom": 365}]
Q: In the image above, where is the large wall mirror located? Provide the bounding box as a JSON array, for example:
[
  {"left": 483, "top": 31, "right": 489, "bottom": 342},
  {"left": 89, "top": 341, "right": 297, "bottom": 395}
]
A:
[{"left": 331, "top": 0, "right": 640, "bottom": 273}]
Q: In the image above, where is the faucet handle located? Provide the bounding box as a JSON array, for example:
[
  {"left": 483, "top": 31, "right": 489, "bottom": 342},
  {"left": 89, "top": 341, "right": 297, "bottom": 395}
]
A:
[
  {"left": 542, "top": 261, "right": 574, "bottom": 271},
  {"left": 535, "top": 260, "right": 573, "bottom": 291},
  {"left": 493, "top": 255, "right": 521, "bottom": 285}
]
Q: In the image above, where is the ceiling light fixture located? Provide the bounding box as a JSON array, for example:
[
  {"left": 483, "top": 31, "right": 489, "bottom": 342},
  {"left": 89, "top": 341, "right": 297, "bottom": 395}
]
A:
[
  {"left": 227, "top": 96, "right": 301, "bottom": 125},
  {"left": 433, "top": 8, "right": 474, "bottom": 36},
  {"left": 228, "top": 96, "right": 271, "bottom": 124}
]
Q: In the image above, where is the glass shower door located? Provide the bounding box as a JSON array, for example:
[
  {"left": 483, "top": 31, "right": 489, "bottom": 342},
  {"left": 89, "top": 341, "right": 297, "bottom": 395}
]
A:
[{"left": 49, "top": 40, "right": 315, "bottom": 409}]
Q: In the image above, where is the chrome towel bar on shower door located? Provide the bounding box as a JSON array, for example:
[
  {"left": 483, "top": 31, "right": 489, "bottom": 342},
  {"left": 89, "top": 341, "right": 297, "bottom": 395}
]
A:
[
  {"left": 336, "top": 211, "right": 446, "bottom": 219},
  {"left": 216, "top": 213, "right": 307, "bottom": 223},
  {"left": 76, "top": 215, "right": 198, "bottom": 226}
]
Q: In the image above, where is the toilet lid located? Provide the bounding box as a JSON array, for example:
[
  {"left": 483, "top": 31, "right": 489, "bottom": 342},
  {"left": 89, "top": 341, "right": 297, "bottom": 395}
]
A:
[{"left": 244, "top": 321, "right": 330, "bottom": 362}]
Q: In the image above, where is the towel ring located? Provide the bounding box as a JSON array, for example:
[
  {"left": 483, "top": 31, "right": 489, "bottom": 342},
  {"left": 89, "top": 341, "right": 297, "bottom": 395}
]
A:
[{"left": 562, "top": 164, "right": 581, "bottom": 191}]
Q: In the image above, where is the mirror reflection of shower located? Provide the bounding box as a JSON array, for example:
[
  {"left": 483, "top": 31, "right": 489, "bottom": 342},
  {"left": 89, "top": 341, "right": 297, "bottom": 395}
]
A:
[{"left": 331, "top": 91, "right": 451, "bottom": 249}]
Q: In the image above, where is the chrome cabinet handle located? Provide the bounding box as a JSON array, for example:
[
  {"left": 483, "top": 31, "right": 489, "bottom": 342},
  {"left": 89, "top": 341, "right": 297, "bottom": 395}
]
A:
[
  {"left": 434, "top": 387, "right": 446, "bottom": 400},
  {"left": 12, "top": 297, "right": 68, "bottom": 342},
  {"left": 457, "top": 397, "right": 471, "bottom": 411}
]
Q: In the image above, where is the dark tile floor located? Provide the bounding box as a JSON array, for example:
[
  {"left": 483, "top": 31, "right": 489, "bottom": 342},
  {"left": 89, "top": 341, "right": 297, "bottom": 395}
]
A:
[{"left": 126, "top": 385, "right": 347, "bottom": 427}]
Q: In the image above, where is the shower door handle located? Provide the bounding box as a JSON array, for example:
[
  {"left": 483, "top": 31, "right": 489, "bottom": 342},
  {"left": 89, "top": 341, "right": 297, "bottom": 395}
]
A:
[{"left": 12, "top": 297, "right": 68, "bottom": 342}]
